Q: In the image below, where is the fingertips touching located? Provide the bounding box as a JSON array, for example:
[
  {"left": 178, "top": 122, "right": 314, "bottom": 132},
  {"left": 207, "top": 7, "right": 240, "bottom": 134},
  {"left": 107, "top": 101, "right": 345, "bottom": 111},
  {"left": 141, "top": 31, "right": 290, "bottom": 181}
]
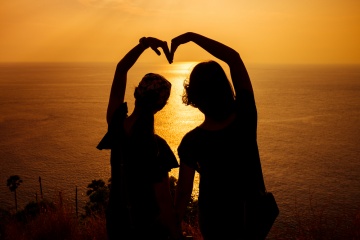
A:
[
  {"left": 151, "top": 47, "right": 161, "bottom": 56},
  {"left": 162, "top": 41, "right": 172, "bottom": 64}
]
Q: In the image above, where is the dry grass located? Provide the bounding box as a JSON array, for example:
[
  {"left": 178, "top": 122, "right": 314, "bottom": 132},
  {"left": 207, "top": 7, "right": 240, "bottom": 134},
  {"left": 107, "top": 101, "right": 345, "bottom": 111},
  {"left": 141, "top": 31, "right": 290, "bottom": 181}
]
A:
[
  {"left": 181, "top": 217, "right": 203, "bottom": 240},
  {"left": 0, "top": 202, "right": 107, "bottom": 240},
  {"left": 1, "top": 189, "right": 359, "bottom": 240},
  {"left": 1, "top": 204, "right": 360, "bottom": 240}
]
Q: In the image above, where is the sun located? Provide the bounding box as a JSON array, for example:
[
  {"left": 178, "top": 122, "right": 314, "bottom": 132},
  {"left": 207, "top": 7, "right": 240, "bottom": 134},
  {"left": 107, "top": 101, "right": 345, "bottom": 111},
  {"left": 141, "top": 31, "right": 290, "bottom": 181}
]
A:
[{"left": 169, "top": 61, "right": 198, "bottom": 76}]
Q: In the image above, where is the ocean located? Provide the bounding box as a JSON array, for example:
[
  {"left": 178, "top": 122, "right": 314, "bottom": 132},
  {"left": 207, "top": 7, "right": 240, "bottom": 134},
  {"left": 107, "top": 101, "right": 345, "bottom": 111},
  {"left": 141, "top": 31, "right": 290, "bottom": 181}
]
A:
[{"left": 0, "top": 62, "right": 359, "bottom": 238}]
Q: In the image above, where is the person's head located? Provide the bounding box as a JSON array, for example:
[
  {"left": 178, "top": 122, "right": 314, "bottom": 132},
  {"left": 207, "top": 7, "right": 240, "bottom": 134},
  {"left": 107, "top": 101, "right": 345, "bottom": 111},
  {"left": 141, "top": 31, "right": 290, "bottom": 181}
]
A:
[
  {"left": 182, "top": 60, "right": 235, "bottom": 121},
  {"left": 132, "top": 73, "right": 171, "bottom": 158},
  {"left": 134, "top": 73, "right": 171, "bottom": 114}
]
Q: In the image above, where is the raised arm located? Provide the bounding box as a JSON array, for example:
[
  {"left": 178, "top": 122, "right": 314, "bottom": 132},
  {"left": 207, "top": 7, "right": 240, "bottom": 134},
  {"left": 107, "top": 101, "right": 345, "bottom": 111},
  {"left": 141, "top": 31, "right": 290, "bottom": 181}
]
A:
[
  {"left": 106, "top": 37, "right": 171, "bottom": 124},
  {"left": 170, "top": 32, "right": 253, "bottom": 95}
]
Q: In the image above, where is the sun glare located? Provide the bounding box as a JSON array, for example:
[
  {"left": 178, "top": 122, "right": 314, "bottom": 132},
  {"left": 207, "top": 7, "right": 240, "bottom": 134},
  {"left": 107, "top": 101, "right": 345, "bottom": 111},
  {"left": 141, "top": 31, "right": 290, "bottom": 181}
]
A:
[{"left": 169, "top": 61, "right": 198, "bottom": 76}]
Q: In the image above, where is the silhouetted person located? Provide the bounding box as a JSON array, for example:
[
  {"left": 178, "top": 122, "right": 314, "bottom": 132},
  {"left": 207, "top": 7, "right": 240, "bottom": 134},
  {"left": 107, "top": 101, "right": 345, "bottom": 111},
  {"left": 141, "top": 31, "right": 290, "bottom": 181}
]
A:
[
  {"left": 172, "top": 32, "right": 266, "bottom": 239},
  {"left": 97, "top": 37, "right": 181, "bottom": 240}
]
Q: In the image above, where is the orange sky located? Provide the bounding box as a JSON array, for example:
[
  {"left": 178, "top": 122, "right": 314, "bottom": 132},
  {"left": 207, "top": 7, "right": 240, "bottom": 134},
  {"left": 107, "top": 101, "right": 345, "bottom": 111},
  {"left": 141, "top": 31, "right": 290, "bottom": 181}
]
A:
[{"left": 1, "top": 0, "right": 359, "bottom": 64}]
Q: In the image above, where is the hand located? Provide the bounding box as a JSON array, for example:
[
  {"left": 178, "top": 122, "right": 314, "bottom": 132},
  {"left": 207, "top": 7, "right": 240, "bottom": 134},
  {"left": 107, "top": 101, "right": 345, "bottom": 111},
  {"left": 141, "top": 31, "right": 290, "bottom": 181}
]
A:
[
  {"left": 170, "top": 32, "right": 192, "bottom": 63},
  {"left": 141, "top": 37, "right": 172, "bottom": 64}
]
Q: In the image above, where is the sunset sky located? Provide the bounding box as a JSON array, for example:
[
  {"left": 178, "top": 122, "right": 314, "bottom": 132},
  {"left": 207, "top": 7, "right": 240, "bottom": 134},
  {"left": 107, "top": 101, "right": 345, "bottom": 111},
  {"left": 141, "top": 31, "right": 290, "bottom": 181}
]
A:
[{"left": 1, "top": 0, "right": 359, "bottom": 64}]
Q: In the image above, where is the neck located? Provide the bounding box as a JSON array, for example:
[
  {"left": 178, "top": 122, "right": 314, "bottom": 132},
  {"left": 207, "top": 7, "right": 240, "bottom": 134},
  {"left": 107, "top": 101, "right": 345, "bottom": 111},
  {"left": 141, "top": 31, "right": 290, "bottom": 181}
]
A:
[
  {"left": 199, "top": 112, "right": 236, "bottom": 131},
  {"left": 125, "top": 106, "right": 155, "bottom": 136}
]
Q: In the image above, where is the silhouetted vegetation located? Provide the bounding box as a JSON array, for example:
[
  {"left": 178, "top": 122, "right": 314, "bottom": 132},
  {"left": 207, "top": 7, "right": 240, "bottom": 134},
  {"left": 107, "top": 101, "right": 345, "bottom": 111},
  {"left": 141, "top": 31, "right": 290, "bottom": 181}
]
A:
[
  {"left": 83, "top": 179, "right": 110, "bottom": 217},
  {"left": 1, "top": 175, "right": 359, "bottom": 240},
  {"left": 6, "top": 175, "right": 22, "bottom": 212},
  {"left": 0, "top": 175, "right": 200, "bottom": 240}
]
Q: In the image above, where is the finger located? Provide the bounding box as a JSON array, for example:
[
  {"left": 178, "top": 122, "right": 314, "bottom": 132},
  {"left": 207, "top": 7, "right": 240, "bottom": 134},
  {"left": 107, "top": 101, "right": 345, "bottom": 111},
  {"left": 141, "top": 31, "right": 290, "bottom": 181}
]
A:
[
  {"left": 162, "top": 41, "right": 172, "bottom": 64},
  {"left": 151, "top": 46, "right": 161, "bottom": 56},
  {"left": 170, "top": 41, "right": 178, "bottom": 62}
]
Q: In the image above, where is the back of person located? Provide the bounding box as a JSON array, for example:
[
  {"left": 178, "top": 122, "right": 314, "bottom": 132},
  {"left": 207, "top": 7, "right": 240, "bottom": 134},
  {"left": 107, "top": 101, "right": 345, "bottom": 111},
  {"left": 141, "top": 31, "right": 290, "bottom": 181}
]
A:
[
  {"left": 107, "top": 136, "right": 167, "bottom": 239},
  {"left": 178, "top": 94, "right": 265, "bottom": 237},
  {"left": 102, "top": 104, "right": 178, "bottom": 239},
  {"left": 172, "top": 32, "right": 268, "bottom": 239}
]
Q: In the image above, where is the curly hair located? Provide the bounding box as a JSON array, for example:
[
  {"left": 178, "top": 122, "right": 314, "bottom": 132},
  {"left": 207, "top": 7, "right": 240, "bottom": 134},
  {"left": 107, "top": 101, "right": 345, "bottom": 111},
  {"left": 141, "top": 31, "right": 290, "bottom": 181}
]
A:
[
  {"left": 131, "top": 73, "right": 171, "bottom": 157},
  {"left": 182, "top": 60, "right": 235, "bottom": 121}
]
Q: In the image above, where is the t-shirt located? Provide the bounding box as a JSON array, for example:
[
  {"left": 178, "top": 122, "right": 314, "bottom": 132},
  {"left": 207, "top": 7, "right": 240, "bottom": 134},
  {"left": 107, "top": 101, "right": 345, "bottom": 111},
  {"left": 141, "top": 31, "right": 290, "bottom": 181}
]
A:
[
  {"left": 177, "top": 90, "right": 265, "bottom": 219},
  {"left": 97, "top": 102, "right": 178, "bottom": 237}
]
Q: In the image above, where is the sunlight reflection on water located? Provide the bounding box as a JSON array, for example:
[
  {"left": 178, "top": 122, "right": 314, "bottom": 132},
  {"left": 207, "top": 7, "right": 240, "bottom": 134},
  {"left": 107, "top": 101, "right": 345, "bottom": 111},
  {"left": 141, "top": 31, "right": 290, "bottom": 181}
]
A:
[{"left": 1, "top": 62, "right": 359, "bottom": 238}]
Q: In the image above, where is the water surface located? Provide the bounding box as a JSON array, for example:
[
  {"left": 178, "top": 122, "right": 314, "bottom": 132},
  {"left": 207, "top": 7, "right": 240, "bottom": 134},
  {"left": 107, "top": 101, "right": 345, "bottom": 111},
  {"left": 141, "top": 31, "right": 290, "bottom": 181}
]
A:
[{"left": 0, "top": 62, "right": 359, "bottom": 238}]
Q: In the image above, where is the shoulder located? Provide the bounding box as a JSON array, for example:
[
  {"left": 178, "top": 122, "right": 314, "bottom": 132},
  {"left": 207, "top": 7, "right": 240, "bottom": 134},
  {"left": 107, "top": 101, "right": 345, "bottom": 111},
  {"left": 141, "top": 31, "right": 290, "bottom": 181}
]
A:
[
  {"left": 154, "top": 134, "right": 170, "bottom": 147},
  {"left": 154, "top": 134, "right": 179, "bottom": 170},
  {"left": 180, "top": 127, "right": 201, "bottom": 143},
  {"left": 178, "top": 127, "right": 202, "bottom": 152},
  {"left": 155, "top": 134, "right": 176, "bottom": 159}
]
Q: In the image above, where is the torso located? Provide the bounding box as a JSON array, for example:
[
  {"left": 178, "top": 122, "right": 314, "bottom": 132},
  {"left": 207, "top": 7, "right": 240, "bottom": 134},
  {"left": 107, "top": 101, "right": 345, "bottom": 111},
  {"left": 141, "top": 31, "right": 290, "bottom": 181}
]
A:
[
  {"left": 178, "top": 91, "right": 265, "bottom": 218},
  {"left": 99, "top": 102, "right": 179, "bottom": 225},
  {"left": 199, "top": 112, "right": 237, "bottom": 131}
]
